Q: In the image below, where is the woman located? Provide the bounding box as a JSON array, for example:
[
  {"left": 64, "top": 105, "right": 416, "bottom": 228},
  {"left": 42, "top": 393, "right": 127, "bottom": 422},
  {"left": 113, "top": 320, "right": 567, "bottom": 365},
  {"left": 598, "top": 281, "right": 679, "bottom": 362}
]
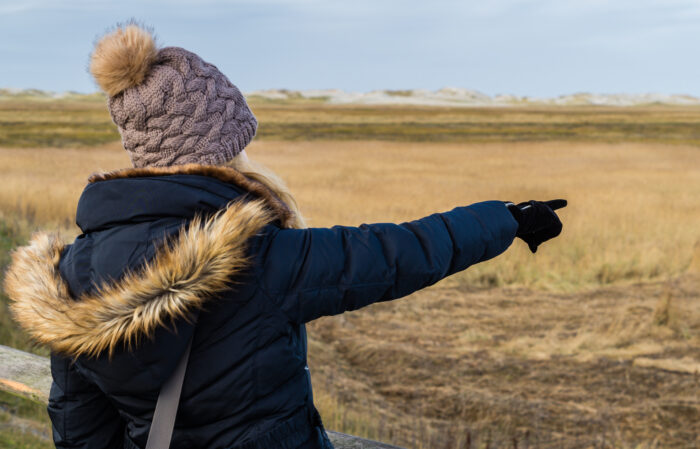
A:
[{"left": 4, "top": 24, "right": 565, "bottom": 449}]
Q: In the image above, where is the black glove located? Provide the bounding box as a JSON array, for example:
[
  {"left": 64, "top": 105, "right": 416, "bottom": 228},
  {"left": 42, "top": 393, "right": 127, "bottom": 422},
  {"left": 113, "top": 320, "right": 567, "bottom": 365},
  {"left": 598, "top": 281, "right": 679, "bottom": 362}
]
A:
[{"left": 504, "top": 199, "right": 567, "bottom": 253}]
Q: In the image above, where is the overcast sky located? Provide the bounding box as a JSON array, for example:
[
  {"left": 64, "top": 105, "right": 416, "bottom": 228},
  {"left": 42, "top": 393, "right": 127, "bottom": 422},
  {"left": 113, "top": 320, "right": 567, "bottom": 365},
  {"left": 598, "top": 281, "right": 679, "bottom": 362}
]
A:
[{"left": 1, "top": 0, "right": 699, "bottom": 97}]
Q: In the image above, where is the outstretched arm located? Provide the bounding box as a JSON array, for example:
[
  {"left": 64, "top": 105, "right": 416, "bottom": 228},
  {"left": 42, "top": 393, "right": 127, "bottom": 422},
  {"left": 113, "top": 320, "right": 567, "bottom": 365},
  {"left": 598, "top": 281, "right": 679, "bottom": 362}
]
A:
[{"left": 258, "top": 200, "right": 519, "bottom": 324}]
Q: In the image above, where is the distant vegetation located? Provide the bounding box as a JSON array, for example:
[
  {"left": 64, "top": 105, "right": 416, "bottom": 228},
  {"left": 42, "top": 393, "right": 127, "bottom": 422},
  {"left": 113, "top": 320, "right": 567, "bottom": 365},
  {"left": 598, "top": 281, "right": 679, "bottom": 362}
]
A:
[
  {"left": 0, "top": 222, "right": 34, "bottom": 353},
  {"left": 5, "top": 92, "right": 700, "bottom": 148}
]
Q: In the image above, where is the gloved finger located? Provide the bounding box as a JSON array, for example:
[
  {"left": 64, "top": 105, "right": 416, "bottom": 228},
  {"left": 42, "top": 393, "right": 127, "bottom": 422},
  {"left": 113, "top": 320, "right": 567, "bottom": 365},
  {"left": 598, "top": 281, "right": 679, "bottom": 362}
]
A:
[
  {"left": 521, "top": 222, "right": 563, "bottom": 253},
  {"left": 528, "top": 241, "right": 538, "bottom": 254},
  {"left": 544, "top": 199, "right": 567, "bottom": 210}
]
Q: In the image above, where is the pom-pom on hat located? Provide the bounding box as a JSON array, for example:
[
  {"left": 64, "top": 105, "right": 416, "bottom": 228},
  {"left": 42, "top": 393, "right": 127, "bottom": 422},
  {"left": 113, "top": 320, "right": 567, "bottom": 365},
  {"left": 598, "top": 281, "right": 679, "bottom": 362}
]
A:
[{"left": 90, "top": 22, "right": 257, "bottom": 168}]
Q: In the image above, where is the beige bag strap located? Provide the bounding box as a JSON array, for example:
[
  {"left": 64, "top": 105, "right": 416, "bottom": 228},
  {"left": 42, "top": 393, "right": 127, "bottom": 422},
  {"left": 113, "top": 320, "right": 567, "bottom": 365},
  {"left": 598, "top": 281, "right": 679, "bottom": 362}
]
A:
[{"left": 145, "top": 332, "right": 194, "bottom": 449}]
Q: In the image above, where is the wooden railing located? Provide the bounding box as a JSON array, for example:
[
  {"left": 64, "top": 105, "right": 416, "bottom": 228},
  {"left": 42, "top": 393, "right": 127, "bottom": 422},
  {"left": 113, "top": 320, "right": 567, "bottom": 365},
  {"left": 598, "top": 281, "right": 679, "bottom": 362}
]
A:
[{"left": 0, "top": 344, "right": 402, "bottom": 449}]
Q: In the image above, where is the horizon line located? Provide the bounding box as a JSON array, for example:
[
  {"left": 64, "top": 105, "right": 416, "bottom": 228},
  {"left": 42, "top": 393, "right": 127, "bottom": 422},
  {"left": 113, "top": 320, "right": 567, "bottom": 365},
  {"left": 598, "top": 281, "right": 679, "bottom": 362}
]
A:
[{"left": 2, "top": 87, "right": 699, "bottom": 99}]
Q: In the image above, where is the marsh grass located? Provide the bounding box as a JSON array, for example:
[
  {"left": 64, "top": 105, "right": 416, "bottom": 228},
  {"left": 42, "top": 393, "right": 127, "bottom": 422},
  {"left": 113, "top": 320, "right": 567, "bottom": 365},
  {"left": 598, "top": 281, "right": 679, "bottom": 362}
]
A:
[
  {"left": 0, "top": 99, "right": 118, "bottom": 148},
  {"left": 1, "top": 101, "right": 700, "bottom": 448},
  {"left": 307, "top": 276, "right": 700, "bottom": 448},
  {"left": 0, "top": 391, "right": 52, "bottom": 449},
  {"left": 0, "top": 219, "right": 46, "bottom": 355},
  {"left": 1, "top": 137, "right": 699, "bottom": 290},
  {"left": 5, "top": 97, "right": 700, "bottom": 147}
]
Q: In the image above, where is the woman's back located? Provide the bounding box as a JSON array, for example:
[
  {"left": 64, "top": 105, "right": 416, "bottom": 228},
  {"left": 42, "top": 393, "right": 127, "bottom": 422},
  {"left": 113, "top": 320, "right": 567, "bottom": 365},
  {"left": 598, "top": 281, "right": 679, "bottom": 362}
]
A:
[
  {"left": 13, "top": 166, "right": 328, "bottom": 448},
  {"left": 6, "top": 164, "right": 519, "bottom": 448}
]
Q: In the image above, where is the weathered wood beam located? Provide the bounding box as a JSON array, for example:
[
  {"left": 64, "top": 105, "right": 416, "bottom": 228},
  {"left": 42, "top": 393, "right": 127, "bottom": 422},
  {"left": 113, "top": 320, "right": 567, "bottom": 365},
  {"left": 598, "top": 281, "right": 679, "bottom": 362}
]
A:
[
  {"left": 326, "top": 431, "right": 404, "bottom": 448},
  {"left": 0, "top": 344, "right": 52, "bottom": 404}
]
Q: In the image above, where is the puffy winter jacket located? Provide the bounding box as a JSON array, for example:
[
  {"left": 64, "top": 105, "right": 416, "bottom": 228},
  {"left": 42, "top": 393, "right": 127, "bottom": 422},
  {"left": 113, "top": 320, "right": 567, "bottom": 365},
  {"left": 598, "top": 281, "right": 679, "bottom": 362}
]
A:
[{"left": 4, "top": 163, "right": 518, "bottom": 449}]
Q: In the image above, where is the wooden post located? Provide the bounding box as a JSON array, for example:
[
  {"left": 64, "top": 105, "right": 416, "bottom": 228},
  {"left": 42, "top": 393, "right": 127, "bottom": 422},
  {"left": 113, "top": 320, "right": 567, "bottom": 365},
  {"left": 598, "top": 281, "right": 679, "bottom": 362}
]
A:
[
  {"left": 0, "top": 344, "right": 52, "bottom": 404},
  {"left": 0, "top": 344, "right": 404, "bottom": 449}
]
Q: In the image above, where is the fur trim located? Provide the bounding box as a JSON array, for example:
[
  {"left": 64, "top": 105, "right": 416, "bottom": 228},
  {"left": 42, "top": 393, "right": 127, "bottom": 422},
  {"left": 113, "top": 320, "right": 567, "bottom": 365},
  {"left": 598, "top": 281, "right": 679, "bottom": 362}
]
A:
[
  {"left": 3, "top": 199, "right": 274, "bottom": 358},
  {"left": 90, "top": 23, "right": 158, "bottom": 97},
  {"left": 88, "top": 163, "right": 299, "bottom": 229}
]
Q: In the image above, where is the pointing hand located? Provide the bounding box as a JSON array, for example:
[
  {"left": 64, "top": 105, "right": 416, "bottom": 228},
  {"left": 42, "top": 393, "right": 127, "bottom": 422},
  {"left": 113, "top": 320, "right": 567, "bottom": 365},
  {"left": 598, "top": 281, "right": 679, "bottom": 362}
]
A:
[{"left": 504, "top": 199, "right": 567, "bottom": 253}]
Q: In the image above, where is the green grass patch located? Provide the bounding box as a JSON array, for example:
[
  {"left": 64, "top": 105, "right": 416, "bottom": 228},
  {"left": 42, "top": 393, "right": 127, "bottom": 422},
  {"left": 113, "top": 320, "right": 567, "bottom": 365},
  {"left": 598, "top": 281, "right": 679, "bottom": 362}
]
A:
[
  {"left": 256, "top": 120, "right": 700, "bottom": 144},
  {"left": 0, "top": 391, "right": 52, "bottom": 449},
  {"left": 0, "top": 101, "right": 119, "bottom": 148},
  {"left": 0, "top": 425, "right": 53, "bottom": 449},
  {"left": 0, "top": 220, "right": 48, "bottom": 355},
  {"left": 0, "top": 391, "right": 50, "bottom": 424}
]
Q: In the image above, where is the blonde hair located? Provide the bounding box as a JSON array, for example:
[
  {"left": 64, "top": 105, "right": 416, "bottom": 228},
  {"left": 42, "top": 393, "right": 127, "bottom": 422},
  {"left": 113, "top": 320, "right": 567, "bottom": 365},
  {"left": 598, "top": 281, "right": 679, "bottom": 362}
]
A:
[{"left": 226, "top": 155, "right": 307, "bottom": 229}]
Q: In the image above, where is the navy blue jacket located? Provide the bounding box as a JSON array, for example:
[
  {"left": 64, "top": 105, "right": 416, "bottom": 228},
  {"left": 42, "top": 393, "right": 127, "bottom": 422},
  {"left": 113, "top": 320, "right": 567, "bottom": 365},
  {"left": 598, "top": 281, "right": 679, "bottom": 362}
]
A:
[{"left": 4, "top": 164, "right": 518, "bottom": 449}]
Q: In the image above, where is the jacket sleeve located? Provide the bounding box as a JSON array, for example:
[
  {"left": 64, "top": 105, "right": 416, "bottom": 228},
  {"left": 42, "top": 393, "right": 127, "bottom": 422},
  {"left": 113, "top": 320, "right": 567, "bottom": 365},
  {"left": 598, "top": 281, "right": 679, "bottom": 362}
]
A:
[
  {"left": 48, "top": 352, "right": 125, "bottom": 449},
  {"left": 258, "top": 200, "right": 519, "bottom": 324}
]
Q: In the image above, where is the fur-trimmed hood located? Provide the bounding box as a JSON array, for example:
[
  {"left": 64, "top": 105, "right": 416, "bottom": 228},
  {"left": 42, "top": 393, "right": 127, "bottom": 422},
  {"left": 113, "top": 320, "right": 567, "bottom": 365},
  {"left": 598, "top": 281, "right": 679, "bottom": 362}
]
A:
[{"left": 3, "top": 164, "right": 295, "bottom": 358}]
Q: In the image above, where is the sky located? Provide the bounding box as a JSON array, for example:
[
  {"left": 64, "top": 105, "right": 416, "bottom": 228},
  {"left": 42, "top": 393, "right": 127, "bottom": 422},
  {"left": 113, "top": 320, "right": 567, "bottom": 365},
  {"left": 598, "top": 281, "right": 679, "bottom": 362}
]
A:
[{"left": 1, "top": 0, "right": 699, "bottom": 97}]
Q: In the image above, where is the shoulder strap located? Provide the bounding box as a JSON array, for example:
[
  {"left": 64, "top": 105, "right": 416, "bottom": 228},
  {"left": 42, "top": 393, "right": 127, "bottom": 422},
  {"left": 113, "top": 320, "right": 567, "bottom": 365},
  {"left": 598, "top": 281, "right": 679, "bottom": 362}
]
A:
[{"left": 145, "top": 331, "right": 194, "bottom": 449}]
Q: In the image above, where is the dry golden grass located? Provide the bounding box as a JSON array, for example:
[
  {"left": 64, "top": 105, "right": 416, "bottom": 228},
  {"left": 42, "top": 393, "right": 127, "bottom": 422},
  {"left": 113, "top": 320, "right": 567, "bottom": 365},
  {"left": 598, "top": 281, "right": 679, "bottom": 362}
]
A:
[
  {"left": 2, "top": 139, "right": 698, "bottom": 290},
  {"left": 255, "top": 139, "right": 700, "bottom": 290},
  {"left": 0, "top": 145, "right": 127, "bottom": 229},
  {"left": 307, "top": 275, "right": 700, "bottom": 448}
]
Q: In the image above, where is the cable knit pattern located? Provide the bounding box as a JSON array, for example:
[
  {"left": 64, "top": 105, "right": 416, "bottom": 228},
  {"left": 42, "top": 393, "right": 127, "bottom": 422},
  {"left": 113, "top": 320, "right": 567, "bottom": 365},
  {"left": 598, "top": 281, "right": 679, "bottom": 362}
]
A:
[{"left": 107, "top": 47, "right": 257, "bottom": 167}]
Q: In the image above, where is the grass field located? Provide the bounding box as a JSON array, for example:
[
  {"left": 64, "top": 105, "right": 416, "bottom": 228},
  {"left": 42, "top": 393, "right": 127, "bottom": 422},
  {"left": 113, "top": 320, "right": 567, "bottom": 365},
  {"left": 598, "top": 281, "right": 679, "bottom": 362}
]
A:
[
  {"left": 5, "top": 95, "right": 700, "bottom": 147},
  {"left": 1, "top": 96, "right": 699, "bottom": 448},
  {"left": 1, "top": 138, "right": 698, "bottom": 291}
]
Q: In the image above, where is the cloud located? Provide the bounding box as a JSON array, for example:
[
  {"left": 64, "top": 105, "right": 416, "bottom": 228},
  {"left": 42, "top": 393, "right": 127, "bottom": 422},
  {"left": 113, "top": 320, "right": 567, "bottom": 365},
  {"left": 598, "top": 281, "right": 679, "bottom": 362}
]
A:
[
  {"left": 0, "top": 0, "right": 47, "bottom": 14},
  {"left": 0, "top": 0, "right": 118, "bottom": 14}
]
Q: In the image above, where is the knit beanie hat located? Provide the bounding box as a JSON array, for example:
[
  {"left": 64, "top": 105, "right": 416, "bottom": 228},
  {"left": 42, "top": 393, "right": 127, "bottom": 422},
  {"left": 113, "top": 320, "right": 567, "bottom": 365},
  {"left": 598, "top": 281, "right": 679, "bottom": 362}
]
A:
[{"left": 89, "top": 24, "right": 257, "bottom": 167}]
